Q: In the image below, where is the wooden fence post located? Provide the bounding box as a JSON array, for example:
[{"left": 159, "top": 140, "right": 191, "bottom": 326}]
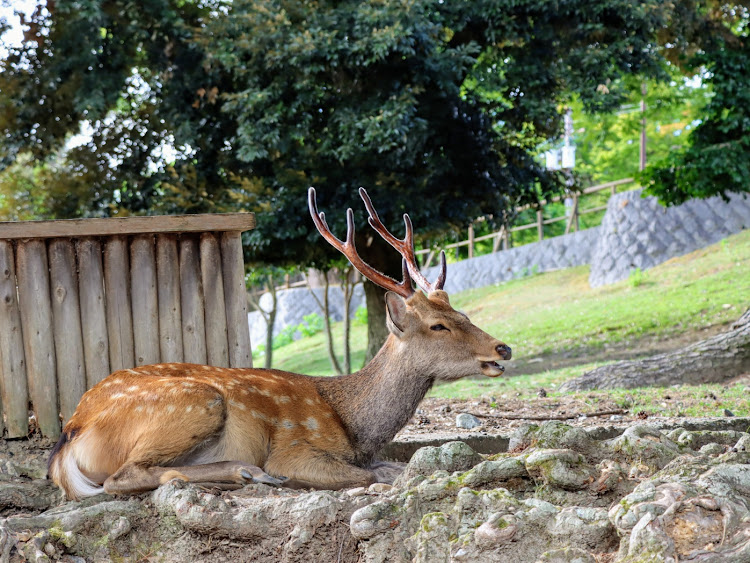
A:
[
  {"left": 131, "top": 234, "right": 160, "bottom": 366},
  {"left": 0, "top": 241, "right": 29, "bottom": 438},
  {"left": 468, "top": 224, "right": 475, "bottom": 259},
  {"left": 200, "top": 233, "right": 230, "bottom": 367},
  {"left": 156, "top": 234, "right": 184, "bottom": 363},
  {"left": 221, "top": 231, "right": 253, "bottom": 368},
  {"left": 49, "top": 239, "right": 86, "bottom": 424},
  {"left": 179, "top": 236, "right": 208, "bottom": 365},
  {"left": 104, "top": 236, "right": 135, "bottom": 372},
  {"left": 77, "top": 238, "right": 110, "bottom": 388},
  {"left": 537, "top": 210, "right": 544, "bottom": 241},
  {"left": 16, "top": 240, "right": 59, "bottom": 439}
]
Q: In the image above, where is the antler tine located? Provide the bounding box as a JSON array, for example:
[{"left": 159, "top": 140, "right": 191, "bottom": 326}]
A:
[
  {"left": 358, "top": 187, "right": 447, "bottom": 294},
  {"left": 308, "top": 188, "right": 414, "bottom": 298}
]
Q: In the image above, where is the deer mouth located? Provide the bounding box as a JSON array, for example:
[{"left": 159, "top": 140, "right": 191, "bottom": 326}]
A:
[{"left": 480, "top": 361, "right": 505, "bottom": 377}]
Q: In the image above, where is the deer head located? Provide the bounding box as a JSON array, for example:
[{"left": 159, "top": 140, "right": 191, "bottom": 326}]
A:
[{"left": 308, "top": 187, "right": 511, "bottom": 382}]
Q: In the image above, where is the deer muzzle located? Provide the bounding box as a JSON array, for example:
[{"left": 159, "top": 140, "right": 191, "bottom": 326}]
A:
[{"left": 479, "top": 343, "right": 512, "bottom": 377}]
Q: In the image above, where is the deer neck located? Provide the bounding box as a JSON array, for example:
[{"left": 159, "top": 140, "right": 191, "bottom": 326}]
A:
[{"left": 315, "top": 336, "right": 434, "bottom": 464}]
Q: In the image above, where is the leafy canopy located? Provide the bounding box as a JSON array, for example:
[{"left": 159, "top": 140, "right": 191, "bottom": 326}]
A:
[{"left": 1, "top": 0, "right": 671, "bottom": 270}]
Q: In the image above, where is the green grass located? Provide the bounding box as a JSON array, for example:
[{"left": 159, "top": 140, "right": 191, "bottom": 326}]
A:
[{"left": 269, "top": 230, "right": 750, "bottom": 392}]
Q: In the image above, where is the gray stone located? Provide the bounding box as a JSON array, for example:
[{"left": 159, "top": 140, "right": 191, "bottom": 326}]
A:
[
  {"left": 394, "top": 441, "right": 483, "bottom": 486},
  {"left": 456, "top": 413, "right": 482, "bottom": 430}
]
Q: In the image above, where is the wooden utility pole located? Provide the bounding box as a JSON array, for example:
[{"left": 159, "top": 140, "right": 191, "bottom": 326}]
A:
[{"left": 640, "top": 82, "right": 647, "bottom": 171}]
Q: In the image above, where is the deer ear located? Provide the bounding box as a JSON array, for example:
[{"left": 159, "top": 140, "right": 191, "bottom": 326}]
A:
[{"left": 384, "top": 291, "right": 408, "bottom": 336}]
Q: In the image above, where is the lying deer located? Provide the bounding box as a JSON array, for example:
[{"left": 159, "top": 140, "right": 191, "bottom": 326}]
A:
[{"left": 49, "top": 188, "right": 511, "bottom": 500}]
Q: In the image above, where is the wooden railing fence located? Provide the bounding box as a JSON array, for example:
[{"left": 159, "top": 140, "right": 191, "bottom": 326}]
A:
[
  {"left": 417, "top": 178, "right": 636, "bottom": 266},
  {"left": 0, "top": 214, "right": 255, "bottom": 439}
]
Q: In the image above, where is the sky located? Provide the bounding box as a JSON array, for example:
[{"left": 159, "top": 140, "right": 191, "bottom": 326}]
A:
[{"left": 0, "top": 0, "right": 37, "bottom": 53}]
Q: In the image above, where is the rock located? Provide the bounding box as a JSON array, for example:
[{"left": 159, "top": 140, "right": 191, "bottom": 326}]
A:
[
  {"left": 605, "top": 425, "right": 683, "bottom": 472},
  {"left": 474, "top": 514, "right": 517, "bottom": 547},
  {"left": 458, "top": 458, "right": 528, "bottom": 489},
  {"left": 393, "top": 442, "right": 483, "bottom": 487},
  {"left": 456, "top": 413, "right": 482, "bottom": 429},
  {"left": 538, "top": 546, "right": 597, "bottom": 563},
  {"left": 368, "top": 483, "right": 394, "bottom": 494},
  {"left": 611, "top": 458, "right": 750, "bottom": 561},
  {"left": 508, "top": 421, "right": 595, "bottom": 454},
  {"left": 699, "top": 442, "right": 724, "bottom": 456},
  {"left": 734, "top": 434, "right": 750, "bottom": 452},
  {"left": 525, "top": 449, "right": 592, "bottom": 491}
]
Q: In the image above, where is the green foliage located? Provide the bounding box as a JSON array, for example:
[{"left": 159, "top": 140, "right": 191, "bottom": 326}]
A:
[
  {"left": 353, "top": 305, "right": 368, "bottom": 327},
  {"left": 640, "top": 13, "right": 750, "bottom": 204},
  {"left": 299, "top": 313, "right": 324, "bottom": 338},
  {"left": 0, "top": 0, "right": 672, "bottom": 266},
  {"left": 628, "top": 268, "right": 645, "bottom": 288}
]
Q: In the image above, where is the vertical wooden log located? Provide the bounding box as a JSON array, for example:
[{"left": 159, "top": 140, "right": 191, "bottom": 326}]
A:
[
  {"left": 179, "top": 236, "right": 207, "bottom": 364},
  {"left": 16, "top": 240, "right": 59, "bottom": 438},
  {"left": 537, "top": 210, "right": 544, "bottom": 241},
  {"left": 467, "top": 224, "right": 475, "bottom": 259},
  {"left": 200, "top": 233, "right": 229, "bottom": 367},
  {"left": 130, "top": 235, "right": 160, "bottom": 366},
  {"left": 77, "top": 238, "right": 110, "bottom": 388},
  {"left": 0, "top": 241, "right": 29, "bottom": 438},
  {"left": 48, "top": 240, "right": 86, "bottom": 424},
  {"left": 156, "top": 234, "right": 183, "bottom": 363},
  {"left": 104, "top": 236, "right": 135, "bottom": 371},
  {"left": 221, "top": 232, "right": 252, "bottom": 368}
]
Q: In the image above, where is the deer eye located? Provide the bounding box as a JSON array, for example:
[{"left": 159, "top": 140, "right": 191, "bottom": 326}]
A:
[{"left": 430, "top": 324, "right": 449, "bottom": 332}]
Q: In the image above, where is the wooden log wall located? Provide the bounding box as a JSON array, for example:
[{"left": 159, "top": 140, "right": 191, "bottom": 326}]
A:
[{"left": 0, "top": 214, "right": 255, "bottom": 439}]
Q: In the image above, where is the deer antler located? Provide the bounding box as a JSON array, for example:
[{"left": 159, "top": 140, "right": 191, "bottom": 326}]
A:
[
  {"left": 308, "top": 188, "right": 415, "bottom": 298},
  {"left": 358, "top": 188, "right": 446, "bottom": 294}
]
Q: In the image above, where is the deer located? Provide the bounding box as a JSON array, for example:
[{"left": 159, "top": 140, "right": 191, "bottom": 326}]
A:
[{"left": 48, "top": 188, "right": 512, "bottom": 500}]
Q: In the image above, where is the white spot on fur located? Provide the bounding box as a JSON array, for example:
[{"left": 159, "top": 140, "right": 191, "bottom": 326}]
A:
[
  {"left": 304, "top": 398, "right": 315, "bottom": 406},
  {"left": 110, "top": 393, "right": 125, "bottom": 400},
  {"left": 126, "top": 385, "right": 139, "bottom": 392},
  {"left": 186, "top": 405, "right": 194, "bottom": 413},
  {"left": 301, "top": 417, "right": 319, "bottom": 431},
  {"left": 274, "top": 395, "right": 291, "bottom": 404},
  {"left": 166, "top": 405, "right": 176, "bottom": 414},
  {"left": 280, "top": 420, "right": 295, "bottom": 429},
  {"left": 228, "top": 400, "right": 246, "bottom": 411}
]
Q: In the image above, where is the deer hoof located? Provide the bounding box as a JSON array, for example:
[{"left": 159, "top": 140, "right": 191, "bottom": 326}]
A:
[{"left": 239, "top": 468, "right": 287, "bottom": 487}]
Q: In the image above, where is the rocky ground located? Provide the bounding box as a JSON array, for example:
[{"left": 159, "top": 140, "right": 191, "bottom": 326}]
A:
[{"left": 1, "top": 409, "right": 750, "bottom": 562}]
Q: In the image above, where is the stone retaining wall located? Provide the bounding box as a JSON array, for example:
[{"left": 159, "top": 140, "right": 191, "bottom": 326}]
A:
[
  {"left": 422, "top": 226, "right": 600, "bottom": 294},
  {"left": 588, "top": 189, "right": 750, "bottom": 287}
]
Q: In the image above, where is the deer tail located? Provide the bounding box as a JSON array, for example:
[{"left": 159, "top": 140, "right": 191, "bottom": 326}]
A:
[{"left": 47, "top": 430, "right": 104, "bottom": 500}]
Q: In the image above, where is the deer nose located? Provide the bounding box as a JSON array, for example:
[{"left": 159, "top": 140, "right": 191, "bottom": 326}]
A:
[{"left": 496, "top": 344, "right": 512, "bottom": 360}]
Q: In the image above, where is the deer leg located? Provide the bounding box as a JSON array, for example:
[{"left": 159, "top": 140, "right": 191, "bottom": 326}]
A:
[
  {"left": 103, "top": 460, "right": 286, "bottom": 495},
  {"left": 369, "top": 460, "right": 406, "bottom": 484},
  {"left": 264, "top": 447, "right": 376, "bottom": 490}
]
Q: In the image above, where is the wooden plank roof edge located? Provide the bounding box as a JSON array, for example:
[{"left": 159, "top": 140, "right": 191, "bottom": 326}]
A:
[{"left": 0, "top": 212, "right": 256, "bottom": 240}]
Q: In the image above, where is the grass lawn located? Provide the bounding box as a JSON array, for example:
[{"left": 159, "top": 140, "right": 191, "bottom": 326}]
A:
[{"left": 265, "top": 230, "right": 750, "bottom": 400}]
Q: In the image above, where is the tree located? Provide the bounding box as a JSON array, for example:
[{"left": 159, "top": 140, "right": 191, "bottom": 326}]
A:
[
  {"left": 560, "top": 308, "right": 750, "bottom": 391},
  {"left": 640, "top": 1, "right": 750, "bottom": 205},
  {"left": 0, "top": 0, "right": 672, "bottom": 359}
]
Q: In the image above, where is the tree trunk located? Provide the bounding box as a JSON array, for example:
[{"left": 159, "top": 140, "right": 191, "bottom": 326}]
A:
[
  {"left": 263, "top": 284, "right": 277, "bottom": 369},
  {"left": 357, "top": 233, "right": 403, "bottom": 365},
  {"left": 560, "top": 308, "right": 750, "bottom": 391},
  {"left": 341, "top": 267, "right": 359, "bottom": 374}
]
